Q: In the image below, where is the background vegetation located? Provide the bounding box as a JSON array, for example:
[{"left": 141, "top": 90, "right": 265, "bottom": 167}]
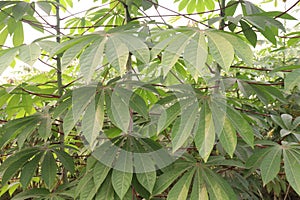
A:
[{"left": 0, "top": 0, "right": 300, "bottom": 199}]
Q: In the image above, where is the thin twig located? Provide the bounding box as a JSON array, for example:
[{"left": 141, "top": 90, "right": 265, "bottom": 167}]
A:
[{"left": 275, "top": 0, "right": 300, "bottom": 18}]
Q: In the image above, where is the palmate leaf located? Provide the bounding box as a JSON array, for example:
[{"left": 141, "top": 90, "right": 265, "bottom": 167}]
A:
[
  {"left": 221, "top": 103, "right": 254, "bottom": 147},
  {"left": 245, "top": 147, "right": 273, "bottom": 169},
  {"left": 94, "top": 176, "right": 115, "bottom": 200},
  {"left": 260, "top": 145, "right": 282, "bottom": 185},
  {"left": 283, "top": 147, "right": 300, "bottom": 196},
  {"left": 171, "top": 100, "right": 198, "bottom": 152},
  {"left": 129, "top": 93, "right": 149, "bottom": 119},
  {"left": 106, "top": 36, "right": 129, "bottom": 75},
  {"left": 112, "top": 169, "right": 133, "bottom": 199},
  {"left": 19, "top": 43, "right": 41, "bottom": 66},
  {"left": 206, "top": 31, "right": 234, "bottom": 71},
  {"left": 49, "top": 35, "right": 98, "bottom": 57},
  {"left": 75, "top": 172, "right": 93, "bottom": 199},
  {"left": 66, "top": 85, "right": 96, "bottom": 135},
  {"left": 62, "top": 37, "right": 95, "bottom": 69},
  {"left": 161, "top": 32, "right": 194, "bottom": 76},
  {"left": 114, "top": 33, "right": 150, "bottom": 63},
  {"left": 240, "top": 20, "right": 257, "bottom": 47},
  {"left": 79, "top": 37, "right": 107, "bottom": 83},
  {"left": 194, "top": 101, "right": 215, "bottom": 162},
  {"left": 93, "top": 162, "right": 111, "bottom": 192},
  {"left": 167, "top": 168, "right": 195, "bottom": 200},
  {"left": 202, "top": 167, "right": 237, "bottom": 200},
  {"left": 153, "top": 159, "right": 237, "bottom": 200},
  {"left": 20, "top": 152, "right": 43, "bottom": 188},
  {"left": 0, "top": 47, "right": 19, "bottom": 74},
  {"left": 79, "top": 173, "right": 96, "bottom": 200},
  {"left": 183, "top": 32, "right": 208, "bottom": 80},
  {"left": 218, "top": 117, "right": 237, "bottom": 157},
  {"left": 41, "top": 151, "right": 57, "bottom": 190},
  {"left": 52, "top": 149, "right": 75, "bottom": 174},
  {"left": 11, "top": 188, "right": 50, "bottom": 200},
  {"left": 152, "top": 161, "right": 192, "bottom": 195},
  {"left": 285, "top": 69, "right": 300, "bottom": 91},
  {"left": 157, "top": 102, "right": 181, "bottom": 133},
  {"left": 0, "top": 114, "right": 41, "bottom": 148},
  {"left": 36, "top": 1, "right": 52, "bottom": 15},
  {"left": 1, "top": 150, "right": 40, "bottom": 184},
  {"left": 136, "top": 171, "right": 156, "bottom": 194},
  {"left": 13, "top": 21, "right": 24, "bottom": 46},
  {"left": 0, "top": 148, "right": 39, "bottom": 174},
  {"left": 38, "top": 113, "right": 52, "bottom": 140},
  {"left": 82, "top": 97, "right": 101, "bottom": 146},
  {"left": 109, "top": 87, "right": 131, "bottom": 132},
  {"left": 190, "top": 168, "right": 209, "bottom": 200},
  {"left": 216, "top": 31, "right": 253, "bottom": 66}
]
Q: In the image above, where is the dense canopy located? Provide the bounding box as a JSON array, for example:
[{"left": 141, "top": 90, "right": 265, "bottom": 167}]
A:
[{"left": 0, "top": 0, "right": 300, "bottom": 199}]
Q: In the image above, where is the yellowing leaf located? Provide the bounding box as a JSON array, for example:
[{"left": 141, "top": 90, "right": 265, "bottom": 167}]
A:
[{"left": 194, "top": 102, "right": 215, "bottom": 162}]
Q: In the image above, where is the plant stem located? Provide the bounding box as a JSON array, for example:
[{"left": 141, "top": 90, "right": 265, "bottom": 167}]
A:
[
  {"left": 214, "top": 0, "right": 226, "bottom": 94},
  {"left": 55, "top": 0, "right": 67, "bottom": 184}
]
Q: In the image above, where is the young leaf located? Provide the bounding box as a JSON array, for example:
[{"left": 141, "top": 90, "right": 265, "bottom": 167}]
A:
[{"left": 186, "top": 0, "right": 196, "bottom": 13}]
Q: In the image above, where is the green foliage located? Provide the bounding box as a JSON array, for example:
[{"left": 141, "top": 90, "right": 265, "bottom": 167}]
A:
[{"left": 0, "top": 0, "right": 300, "bottom": 199}]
